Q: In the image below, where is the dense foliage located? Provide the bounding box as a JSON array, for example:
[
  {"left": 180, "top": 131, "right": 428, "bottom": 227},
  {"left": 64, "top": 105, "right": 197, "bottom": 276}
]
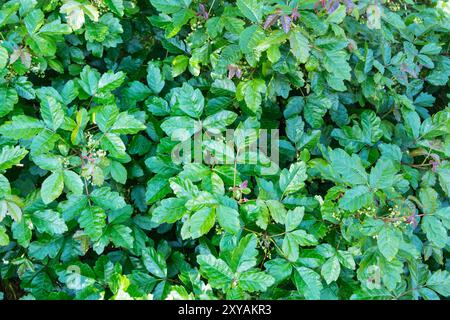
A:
[{"left": 0, "top": 0, "right": 449, "bottom": 300}]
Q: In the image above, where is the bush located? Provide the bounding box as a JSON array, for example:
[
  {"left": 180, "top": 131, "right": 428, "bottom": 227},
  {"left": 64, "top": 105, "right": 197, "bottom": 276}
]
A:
[{"left": 0, "top": 0, "right": 449, "bottom": 300}]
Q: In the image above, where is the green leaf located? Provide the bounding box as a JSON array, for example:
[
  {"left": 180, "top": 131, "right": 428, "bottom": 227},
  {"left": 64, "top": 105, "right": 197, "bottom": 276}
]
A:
[
  {"left": 149, "top": 0, "right": 189, "bottom": 14},
  {"left": 236, "top": 0, "right": 262, "bottom": 23},
  {"left": 109, "top": 224, "right": 134, "bottom": 249},
  {"left": 142, "top": 247, "right": 167, "bottom": 278},
  {"left": 321, "top": 256, "right": 341, "bottom": 284},
  {"left": 0, "top": 116, "right": 45, "bottom": 139},
  {"left": 41, "top": 171, "right": 64, "bottom": 204},
  {"left": 63, "top": 170, "right": 83, "bottom": 195},
  {"left": 238, "top": 79, "right": 266, "bottom": 114},
  {"left": 110, "top": 161, "right": 127, "bottom": 184},
  {"left": 0, "top": 87, "right": 18, "bottom": 117},
  {"left": 0, "top": 46, "right": 8, "bottom": 69},
  {"left": 98, "top": 70, "right": 125, "bottom": 93},
  {"left": 100, "top": 133, "right": 126, "bottom": 158},
  {"left": 152, "top": 198, "right": 186, "bottom": 224},
  {"left": 289, "top": 29, "right": 310, "bottom": 63},
  {"left": 188, "top": 207, "right": 215, "bottom": 239},
  {"left": 420, "top": 43, "right": 442, "bottom": 55},
  {"left": 230, "top": 234, "right": 258, "bottom": 273},
  {"left": 161, "top": 116, "right": 201, "bottom": 141},
  {"left": 40, "top": 95, "right": 64, "bottom": 131},
  {"left": 12, "top": 218, "right": 32, "bottom": 247},
  {"left": 78, "top": 66, "right": 100, "bottom": 96},
  {"left": 96, "top": 105, "right": 119, "bottom": 132},
  {"left": 172, "top": 55, "right": 189, "bottom": 78},
  {"left": 326, "top": 4, "right": 346, "bottom": 24},
  {"left": 290, "top": 229, "right": 318, "bottom": 246},
  {"left": 426, "top": 270, "right": 450, "bottom": 297},
  {"left": 31, "top": 209, "right": 67, "bottom": 235},
  {"left": 266, "top": 200, "right": 287, "bottom": 225},
  {"left": 304, "top": 94, "right": 331, "bottom": 128},
  {"left": 30, "top": 129, "right": 60, "bottom": 156},
  {"left": 422, "top": 215, "right": 447, "bottom": 249},
  {"left": 216, "top": 205, "right": 241, "bottom": 234},
  {"left": 105, "top": 0, "right": 124, "bottom": 16},
  {"left": 294, "top": 266, "right": 323, "bottom": 300},
  {"left": 279, "top": 161, "right": 307, "bottom": 196},
  {"left": 203, "top": 111, "right": 237, "bottom": 132},
  {"left": 330, "top": 148, "right": 368, "bottom": 186},
  {"left": 238, "top": 271, "right": 275, "bottom": 292},
  {"left": 5, "top": 201, "right": 22, "bottom": 222},
  {"left": 147, "top": 63, "right": 165, "bottom": 94},
  {"left": 369, "top": 159, "right": 398, "bottom": 190},
  {"left": 0, "top": 225, "right": 9, "bottom": 246},
  {"left": 110, "top": 112, "right": 146, "bottom": 134},
  {"left": 198, "top": 254, "right": 234, "bottom": 290},
  {"left": 282, "top": 232, "right": 299, "bottom": 261},
  {"left": 145, "top": 174, "right": 171, "bottom": 204},
  {"left": 91, "top": 187, "right": 126, "bottom": 211},
  {"left": 339, "top": 186, "right": 373, "bottom": 212},
  {"left": 337, "top": 250, "right": 355, "bottom": 270},
  {"left": 0, "top": 146, "right": 28, "bottom": 171},
  {"left": 377, "top": 225, "right": 401, "bottom": 261},
  {"left": 79, "top": 206, "right": 106, "bottom": 241},
  {"left": 176, "top": 83, "right": 204, "bottom": 118},
  {"left": 285, "top": 207, "right": 305, "bottom": 232},
  {"left": 437, "top": 162, "right": 450, "bottom": 196}
]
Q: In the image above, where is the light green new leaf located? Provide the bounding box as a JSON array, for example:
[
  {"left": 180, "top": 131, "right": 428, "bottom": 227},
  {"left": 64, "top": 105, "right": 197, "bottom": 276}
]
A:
[{"left": 172, "top": 55, "right": 189, "bottom": 78}]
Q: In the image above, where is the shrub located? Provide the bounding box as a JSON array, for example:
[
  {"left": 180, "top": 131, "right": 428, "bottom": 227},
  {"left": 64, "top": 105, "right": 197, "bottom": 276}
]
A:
[{"left": 0, "top": 0, "right": 449, "bottom": 300}]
